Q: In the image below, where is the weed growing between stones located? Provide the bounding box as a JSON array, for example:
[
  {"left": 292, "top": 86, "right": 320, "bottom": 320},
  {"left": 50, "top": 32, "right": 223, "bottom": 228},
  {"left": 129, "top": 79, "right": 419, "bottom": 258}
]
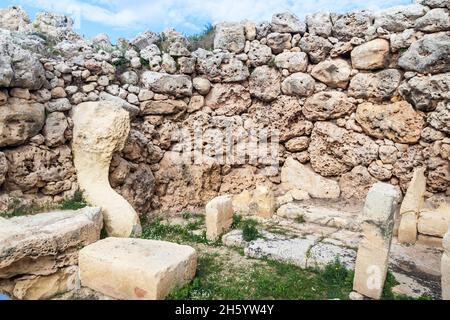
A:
[
  {"left": 187, "top": 23, "right": 215, "bottom": 51},
  {"left": 59, "top": 191, "right": 88, "bottom": 210},
  {"left": 242, "top": 220, "right": 260, "bottom": 242}
]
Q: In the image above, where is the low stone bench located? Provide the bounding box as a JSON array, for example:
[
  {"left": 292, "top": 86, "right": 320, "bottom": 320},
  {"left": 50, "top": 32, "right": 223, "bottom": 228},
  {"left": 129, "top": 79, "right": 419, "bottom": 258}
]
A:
[{"left": 79, "top": 238, "right": 197, "bottom": 300}]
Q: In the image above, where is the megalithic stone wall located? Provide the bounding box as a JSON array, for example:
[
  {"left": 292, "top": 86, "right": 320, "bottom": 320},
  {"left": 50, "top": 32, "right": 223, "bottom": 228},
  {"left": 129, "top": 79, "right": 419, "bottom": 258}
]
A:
[
  {"left": 0, "top": 2, "right": 448, "bottom": 231},
  {"left": 353, "top": 182, "right": 399, "bottom": 299}
]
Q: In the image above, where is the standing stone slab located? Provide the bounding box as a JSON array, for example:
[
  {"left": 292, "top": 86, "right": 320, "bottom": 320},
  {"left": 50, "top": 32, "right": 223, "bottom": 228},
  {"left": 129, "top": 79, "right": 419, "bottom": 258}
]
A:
[
  {"left": 205, "top": 195, "right": 233, "bottom": 241},
  {"left": 353, "top": 183, "right": 399, "bottom": 300},
  {"left": 443, "top": 231, "right": 450, "bottom": 300},
  {"left": 79, "top": 238, "right": 197, "bottom": 300},
  {"left": 398, "top": 167, "right": 426, "bottom": 244}
]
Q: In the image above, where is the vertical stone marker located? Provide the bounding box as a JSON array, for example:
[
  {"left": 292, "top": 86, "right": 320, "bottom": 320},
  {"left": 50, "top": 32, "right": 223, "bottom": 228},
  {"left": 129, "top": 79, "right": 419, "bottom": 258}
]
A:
[
  {"left": 353, "top": 182, "right": 399, "bottom": 300},
  {"left": 398, "top": 167, "right": 426, "bottom": 244},
  {"left": 205, "top": 195, "right": 233, "bottom": 241},
  {"left": 72, "top": 101, "right": 141, "bottom": 238},
  {"left": 442, "top": 230, "right": 450, "bottom": 300}
]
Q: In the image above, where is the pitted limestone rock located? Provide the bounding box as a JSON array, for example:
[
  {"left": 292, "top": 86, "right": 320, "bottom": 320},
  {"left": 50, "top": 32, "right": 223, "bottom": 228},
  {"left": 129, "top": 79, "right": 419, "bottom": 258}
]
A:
[{"left": 72, "top": 101, "right": 141, "bottom": 238}]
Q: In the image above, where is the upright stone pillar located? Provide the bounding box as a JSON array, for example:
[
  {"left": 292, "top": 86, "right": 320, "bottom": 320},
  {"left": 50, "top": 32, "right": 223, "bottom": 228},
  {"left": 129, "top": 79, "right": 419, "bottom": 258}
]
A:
[
  {"left": 398, "top": 167, "right": 426, "bottom": 244},
  {"left": 205, "top": 195, "right": 233, "bottom": 241},
  {"left": 353, "top": 182, "right": 399, "bottom": 300},
  {"left": 442, "top": 230, "right": 450, "bottom": 300}
]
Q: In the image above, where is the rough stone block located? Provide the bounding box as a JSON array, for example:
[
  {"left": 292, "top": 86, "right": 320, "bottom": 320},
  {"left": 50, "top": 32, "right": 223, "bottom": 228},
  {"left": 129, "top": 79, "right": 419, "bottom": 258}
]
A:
[
  {"left": 418, "top": 206, "right": 450, "bottom": 238},
  {"left": 79, "top": 238, "right": 197, "bottom": 300},
  {"left": 205, "top": 195, "right": 233, "bottom": 241},
  {"left": 443, "top": 231, "right": 450, "bottom": 300},
  {"left": 353, "top": 183, "right": 399, "bottom": 300}
]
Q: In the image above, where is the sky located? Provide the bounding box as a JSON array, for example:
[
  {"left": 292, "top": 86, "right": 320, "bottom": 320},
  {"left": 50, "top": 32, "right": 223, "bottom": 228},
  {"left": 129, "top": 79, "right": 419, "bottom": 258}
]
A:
[{"left": 3, "top": 0, "right": 414, "bottom": 42}]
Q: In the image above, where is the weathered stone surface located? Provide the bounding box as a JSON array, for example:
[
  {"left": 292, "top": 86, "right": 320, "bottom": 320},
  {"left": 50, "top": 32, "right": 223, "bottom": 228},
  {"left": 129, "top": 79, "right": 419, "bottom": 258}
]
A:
[
  {"left": 192, "top": 77, "right": 211, "bottom": 95},
  {"left": 418, "top": 205, "right": 450, "bottom": 237},
  {"left": 0, "top": 6, "right": 30, "bottom": 31},
  {"left": 42, "top": 112, "right": 68, "bottom": 147},
  {"left": 266, "top": 32, "right": 292, "bottom": 54},
  {"left": 443, "top": 231, "right": 450, "bottom": 300},
  {"left": 131, "top": 31, "right": 160, "bottom": 50},
  {"left": 390, "top": 28, "right": 422, "bottom": 52},
  {"left": 195, "top": 51, "right": 249, "bottom": 82},
  {"left": 249, "top": 66, "right": 281, "bottom": 102},
  {"left": 308, "top": 122, "right": 379, "bottom": 176},
  {"left": 281, "top": 73, "right": 315, "bottom": 97},
  {"left": 285, "top": 137, "right": 310, "bottom": 152},
  {"left": 271, "top": 12, "right": 306, "bottom": 33},
  {"left": 351, "top": 39, "right": 390, "bottom": 70},
  {"left": 79, "top": 238, "right": 197, "bottom": 300},
  {"left": 281, "top": 157, "right": 340, "bottom": 199},
  {"left": 299, "top": 35, "right": 333, "bottom": 63},
  {"left": 141, "top": 71, "right": 192, "bottom": 97},
  {"left": 374, "top": 4, "right": 429, "bottom": 32},
  {"left": 398, "top": 167, "right": 426, "bottom": 244},
  {"left": 140, "top": 99, "right": 187, "bottom": 115},
  {"left": 72, "top": 101, "right": 141, "bottom": 238},
  {"left": 311, "top": 59, "right": 352, "bottom": 89},
  {"left": 47, "top": 98, "right": 72, "bottom": 113},
  {"left": 274, "top": 52, "right": 308, "bottom": 73},
  {"left": 252, "top": 185, "right": 276, "bottom": 218},
  {"left": 415, "top": 8, "right": 450, "bottom": 32},
  {"left": 214, "top": 23, "right": 246, "bottom": 53},
  {"left": 0, "top": 98, "right": 45, "bottom": 148},
  {"left": 205, "top": 83, "right": 251, "bottom": 115},
  {"left": 427, "top": 101, "right": 450, "bottom": 133},
  {"left": 399, "top": 73, "right": 450, "bottom": 112},
  {"left": 99, "top": 92, "right": 140, "bottom": 117},
  {"left": 349, "top": 69, "right": 402, "bottom": 100},
  {"left": 303, "top": 91, "right": 355, "bottom": 120},
  {"left": 368, "top": 161, "right": 393, "bottom": 181},
  {"left": 398, "top": 32, "right": 450, "bottom": 74},
  {"left": 0, "top": 207, "right": 102, "bottom": 279},
  {"left": 339, "top": 166, "right": 379, "bottom": 200},
  {"left": 0, "top": 152, "right": 7, "bottom": 186},
  {"left": 247, "top": 41, "right": 273, "bottom": 67},
  {"left": 419, "top": 0, "right": 450, "bottom": 9},
  {"left": 205, "top": 195, "right": 233, "bottom": 241},
  {"left": 355, "top": 101, "right": 425, "bottom": 144},
  {"left": 306, "top": 11, "right": 332, "bottom": 37},
  {"left": 331, "top": 10, "right": 374, "bottom": 41},
  {"left": 353, "top": 183, "right": 399, "bottom": 300}
]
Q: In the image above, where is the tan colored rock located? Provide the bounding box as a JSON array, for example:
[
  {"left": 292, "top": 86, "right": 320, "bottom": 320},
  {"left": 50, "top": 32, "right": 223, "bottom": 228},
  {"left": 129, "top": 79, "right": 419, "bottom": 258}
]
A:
[
  {"left": 355, "top": 101, "right": 424, "bottom": 144},
  {"left": 285, "top": 136, "right": 310, "bottom": 152},
  {"left": 232, "top": 190, "right": 253, "bottom": 215},
  {"left": 140, "top": 99, "right": 187, "bottom": 115},
  {"left": 252, "top": 185, "right": 276, "bottom": 218},
  {"left": 311, "top": 59, "right": 352, "bottom": 89},
  {"left": 205, "top": 195, "right": 233, "bottom": 241},
  {"left": 442, "top": 231, "right": 450, "bottom": 300},
  {"left": 281, "top": 157, "right": 340, "bottom": 199},
  {"left": 339, "top": 166, "right": 379, "bottom": 201},
  {"left": 42, "top": 111, "right": 68, "bottom": 147},
  {"left": 12, "top": 266, "right": 78, "bottom": 300},
  {"left": 72, "top": 101, "right": 141, "bottom": 238},
  {"left": 10, "top": 88, "right": 30, "bottom": 100},
  {"left": 205, "top": 83, "right": 251, "bottom": 116},
  {"left": 51, "top": 87, "right": 67, "bottom": 98},
  {"left": 249, "top": 66, "right": 281, "bottom": 102},
  {"left": 0, "top": 152, "right": 7, "bottom": 187},
  {"left": 398, "top": 167, "right": 426, "bottom": 244},
  {"left": 0, "top": 98, "right": 45, "bottom": 147},
  {"left": 303, "top": 91, "right": 355, "bottom": 120},
  {"left": 418, "top": 203, "right": 450, "bottom": 237},
  {"left": 351, "top": 39, "right": 390, "bottom": 70},
  {"left": 79, "top": 238, "right": 197, "bottom": 300},
  {"left": 353, "top": 183, "right": 399, "bottom": 300},
  {"left": 0, "top": 208, "right": 102, "bottom": 279}
]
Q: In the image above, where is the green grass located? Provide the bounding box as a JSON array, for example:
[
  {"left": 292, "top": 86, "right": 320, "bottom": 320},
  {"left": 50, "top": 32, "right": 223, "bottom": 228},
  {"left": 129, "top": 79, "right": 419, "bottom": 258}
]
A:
[
  {"left": 112, "top": 57, "right": 129, "bottom": 67},
  {"left": 187, "top": 23, "right": 215, "bottom": 51},
  {"left": 58, "top": 191, "right": 87, "bottom": 210},
  {"left": 242, "top": 220, "right": 259, "bottom": 242},
  {"left": 294, "top": 215, "right": 305, "bottom": 224}
]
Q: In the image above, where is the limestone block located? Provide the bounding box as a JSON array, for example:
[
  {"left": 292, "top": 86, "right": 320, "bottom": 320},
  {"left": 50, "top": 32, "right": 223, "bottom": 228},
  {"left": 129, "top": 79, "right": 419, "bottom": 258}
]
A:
[
  {"left": 398, "top": 167, "right": 426, "bottom": 244},
  {"left": 232, "top": 190, "right": 253, "bottom": 215},
  {"left": 79, "top": 238, "right": 197, "bottom": 300},
  {"left": 353, "top": 183, "right": 399, "bottom": 300},
  {"left": 442, "top": 231, "right": 450, "bottom": 300},
  {"left": 72, "top": 101, "right": 141, "bottom": 238},
  {"left": 252, "top": 185, "right": 276, "bottom": 219},
  {"left": 0, "top": 208, "right": 102, "bottom": 279},
  {"left": 205, "top": 195, "right": 233, "bottom": 241},
  {"left": 418, "top": 204, "right": 450, "bottom": 237}
]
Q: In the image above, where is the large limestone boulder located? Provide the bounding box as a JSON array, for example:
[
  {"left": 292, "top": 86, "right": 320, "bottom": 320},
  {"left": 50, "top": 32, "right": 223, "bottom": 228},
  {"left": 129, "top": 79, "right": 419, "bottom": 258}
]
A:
[
  {"left": 303, "top": 91, "right": 355, "bottom": 120},
  {"left": 0, "top": 207, "right": 102, "bottom": 279},
  {"left": 349, "top": 69, "right": 402, "bottom": 101},
  {"left": 42, "top": 112, "right": 68, "bottom": 147},
  {"left": 281, "top": 73, "right": 315, "bottom": 97},
  {"left": 99, "top": 92, "right": 139, "bottom": 117},
  {"left": 415, "top": 8, "right": 450, "bottom": 32},
  {"left": 271, "top": 12, "right": 306, "bottom": 33},
  {"left": 281, "top": 157, "right": 340, "bottom": 199},
  {"left": 274, "top": 52, "right": 308, "bottom": 73},
  {"left": 311, "top": 58, "right": 352, "bottom": 89},
  {"left": 72, "top": 101, "right": 141, "bottom": 238},
  {"left": 205, "top": 83, "right": 251, "bottom": 116},
  {"left": 418, "top": 204, "right": 450, "bottom": 238},
  {"left": 299, "top": 35, "right": 333, "bottom": 63},
  {"left": 266, "top": 32, "right": 292, "bottom": 54},
  {"left": 79, "top": 238, "right": 197, "bottom": 300},
  {"left": 0, "top": 6, "right": 30, "bottom": 31},
  {"left": 249, "top": 66, "right": 281, "bottom": 102},
  {"left": 0, "top": 98, "right": 45, "bottom": 148},
  {"left": 331, "top": 10, "right": 374, "bottom": 41},
  {"left": 205, "top": 195, "right": 233, "bottom": 241},
  {"left": 399, "top": 73, "right": 450, "bottom": 112},
  {"left": 306, "top": 11, "right": 332, "bottom": 37},
  {"left": 141, "top": 71, "right": 192, "bottom": 98},
  {"left": 247, "top": 41, "right": 273, "bottom": 67},
  {"left": 308, "top": 122, "right": 379, "bottom": 177},
  {"left": 373, "top": 4, "right": 429, "bottom": 32},
  {"left": 355, "top": 101, "right": 425, "bottom": 144},
  {"left": 419, "top": 0, "right": 450, "bottom": 9},
  {"left": 131, "top": 31, "right": 159, "bottom": 50},
  {"left": 351, "top": 39, "right": 390, "bottom": 70},
  {"left": 339, "top": 166, "right": 379, "bottom": 201},
  {"left": 0, "top": 152, "right": 7, "bottom": 187},
  {"left": 140, "top": 99, "right": 187, "bottom": 115},
  {"left": 398, "top": 32, "right": 450, "bottom": 74},
  {"left": 214, "top": 23, "right": 246, "bottom": 53},
  {"left": 427, "top": 101, "right": 449, "bottom": 133},
  {"left": 195, "top": 50, "right": 249, "bottom": 82}
]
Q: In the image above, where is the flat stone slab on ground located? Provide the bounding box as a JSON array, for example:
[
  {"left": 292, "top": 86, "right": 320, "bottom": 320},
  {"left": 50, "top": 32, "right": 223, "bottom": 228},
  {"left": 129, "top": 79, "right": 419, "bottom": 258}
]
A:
[
  {"left": 0, "top": 207, "right": 103, "bottom": 279},
  {"left": 79, "top": 238, "right": 197, "bottom": 300}
]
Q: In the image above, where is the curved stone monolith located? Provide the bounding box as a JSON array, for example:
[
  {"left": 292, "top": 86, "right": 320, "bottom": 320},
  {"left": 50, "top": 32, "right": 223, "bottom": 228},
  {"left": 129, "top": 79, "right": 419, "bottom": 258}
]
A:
[{"left": 72, "top": 101, "right": 141, "bottom": 237}]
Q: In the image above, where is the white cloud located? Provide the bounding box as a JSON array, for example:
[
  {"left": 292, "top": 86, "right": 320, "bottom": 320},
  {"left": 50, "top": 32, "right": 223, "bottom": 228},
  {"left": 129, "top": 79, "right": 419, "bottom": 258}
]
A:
[{"left": 17, "top": 0, "right": 412, "bottom": 34}]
